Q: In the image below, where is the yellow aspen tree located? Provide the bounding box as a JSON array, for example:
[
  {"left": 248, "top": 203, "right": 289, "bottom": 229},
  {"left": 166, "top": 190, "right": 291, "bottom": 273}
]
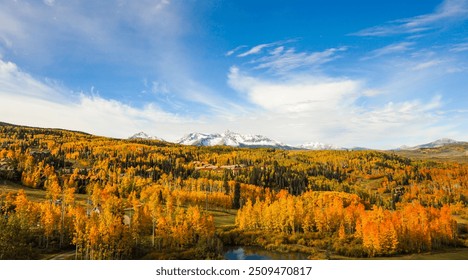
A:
[
  {"left": 45, "top": 174, "right": 61, "bottom": 202},
  {"left": 338, "top": 222, "right": 346, "bottom": 241},
  {"left": 128, "top": 191, "right": 141, "bottom": 246},
  {"left": 40, "top": 202, "right": 60, "bottom": 248},
  {"left": 72, "top": 207, "right": 87, "bottom": 259},
  {"left": 235, "top": 207, "right": 247, "bottom": 230},
  {"left": 380, "top": 219, "right": 398, "bottom": 255},
  {"left": 295, "top": 199, "right": 305, "bottom": 233},
  {"left": 286, "top": 196, "right": 296, "bottom": 234},
  {"left": 302, "top": 213, "right": 313, "bottom": 234},
  {"left": 13, "top": 190, "right": 36, "bottom": 228}
]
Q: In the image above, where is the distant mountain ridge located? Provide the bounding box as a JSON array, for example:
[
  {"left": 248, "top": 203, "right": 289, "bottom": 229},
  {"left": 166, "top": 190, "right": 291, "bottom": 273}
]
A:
[
  {"left": 177, "top": 130, "right": 292, "bottom": 149},
  {"left": 298, "top": 142, "right": 344, "bottom": 150},
  {"left": 176, "top": 130, "right": 344, "bottom": 150},
  {"left": 397, "top": 138, "right": 465, "bottom": 150},
  {"left": 128, "top": 132, "right": 165, "bottom": 141}
]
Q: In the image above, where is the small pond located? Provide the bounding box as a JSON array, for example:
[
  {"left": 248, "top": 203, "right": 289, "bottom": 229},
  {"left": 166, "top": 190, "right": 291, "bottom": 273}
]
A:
[{"left": 224, "top": 246, "right": 310, "bottom": 260}]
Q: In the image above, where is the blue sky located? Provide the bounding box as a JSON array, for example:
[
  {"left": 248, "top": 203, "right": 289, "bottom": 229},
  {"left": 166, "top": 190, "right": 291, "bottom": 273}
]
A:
[{"left": 0, "top": 0, "right": 467, "bottom": 149}]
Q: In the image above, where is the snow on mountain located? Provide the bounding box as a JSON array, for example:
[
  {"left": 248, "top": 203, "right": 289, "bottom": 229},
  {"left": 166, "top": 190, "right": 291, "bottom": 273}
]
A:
[
  {"left": 297, "top": 142, "right": 344, "bottom": 150},
  {"left": 177, "top": 130, "right": 290, "bottom": 148},
  {"left": 176, "top": 131, "right": 348, "bottom": 150},
  {"left": 398, "top": 138, "right": 462, "bottom": 150},
  {"left": 129, "top": 132, "right": 164, "bottom": 141},
  {"left": 177, "top": 132, "right": 222, "bottom": 146}
]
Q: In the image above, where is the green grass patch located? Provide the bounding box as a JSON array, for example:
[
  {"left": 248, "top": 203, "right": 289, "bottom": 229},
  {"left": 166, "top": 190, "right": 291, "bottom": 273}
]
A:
[
  {"left": 0, "top": 179, "right": 89, "bottom": 204},
  {"left": 206, "top": 209, "right": 236, "bottom": 227}
]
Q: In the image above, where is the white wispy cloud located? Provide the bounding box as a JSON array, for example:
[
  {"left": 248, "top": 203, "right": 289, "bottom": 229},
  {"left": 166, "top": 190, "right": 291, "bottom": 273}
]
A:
[
  {"left": 353, "top": 0, "right": 468, "bottom": 36},
  {"left": 450, "top": 42, "right": 468, "bottom": 52},
  {"left": 237, "top": 43, "right": 277, "bottom": 57},
  {"left": 363, "top": 42, "right": 414, "bottom": 60},
  {"left": 229, "top": 41, "right": 348, "bottom": 74},
  {"left": 0, "top": 59, "right": 64, "bottom": 102},
  {"left": 253, "top": 46, "right": 347, "bottom": 73},
  {"left": 226, "top": 45, "right": 248, "bottom": 56},
  {"left": 361, "top": 96, "right": 442, "bottom": 125},
  {"left": 412, "top": 59, "right": 444, "bottom": 70}
]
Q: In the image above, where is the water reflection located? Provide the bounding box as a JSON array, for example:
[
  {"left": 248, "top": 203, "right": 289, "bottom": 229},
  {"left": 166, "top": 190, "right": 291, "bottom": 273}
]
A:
[
  {"left": 224, "top": 246, "right": 309, "bottom": 260},
  {"left": 225, "top": 247, "right": 270, "bottom": 260}
]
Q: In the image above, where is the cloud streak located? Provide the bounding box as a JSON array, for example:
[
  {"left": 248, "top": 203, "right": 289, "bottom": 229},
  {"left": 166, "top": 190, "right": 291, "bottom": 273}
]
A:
[
  {"left": 450, "top": 42, "right": 468, "bottom": 52},
  {"left": 253, "top": 46, "right": 347, "bottom": 73},
  {"left": 353, "top": 0, "right": 468, "bottom": 36},
  {"left": 236, "top": 39, "right": 298, "bottom": 58},
  {"left": 225, "top": 45, "right": 248, "bottom": 56},
  {"left": 363, "top": 42, "right": 414, "bottom": 60},
  {"left": 237, "top": 43, "right": 277, "bottom": 57},
  {"left": 412, "top": 59, "right": 444, "bottom": 70}
]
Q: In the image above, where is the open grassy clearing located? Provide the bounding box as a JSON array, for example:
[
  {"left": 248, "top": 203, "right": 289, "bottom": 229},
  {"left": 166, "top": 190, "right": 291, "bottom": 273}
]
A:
[
  {"left": 206, "top": 209, "right": 236, "bottom": 228},
  {"left": 0, "top": 179, "right": 89, "bottom": 205}
]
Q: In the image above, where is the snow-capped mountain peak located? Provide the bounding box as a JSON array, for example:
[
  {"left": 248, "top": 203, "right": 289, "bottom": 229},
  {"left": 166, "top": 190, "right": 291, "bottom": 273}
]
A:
[
  {"left": 128, "top": 132, "right": 164, "bottom": 141},
  {"left": 177, "top": 131, "right": 289, "bottom": 148},
  {"left": 398, "top": 138, "right": 461, "bottom": 150},
  {"left": 428, "top": 138, "right": 459, "bottom": 146},
  {"left": 297, "top": 142, "right": 343, "bottom": 150}
]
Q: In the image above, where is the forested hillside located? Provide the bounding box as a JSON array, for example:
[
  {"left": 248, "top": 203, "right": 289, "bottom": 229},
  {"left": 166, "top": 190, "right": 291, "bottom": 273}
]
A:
[{"left": 0, "top": 123, "right": 467, "bottom": 259}]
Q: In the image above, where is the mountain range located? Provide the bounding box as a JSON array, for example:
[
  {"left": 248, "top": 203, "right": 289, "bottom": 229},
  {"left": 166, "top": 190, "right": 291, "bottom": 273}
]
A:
[
  {"left": 177, "top": 131, "right": 293, "bottom": 149},
  {"left": 397, "top": 138, "right": 464, "bottom": 150},
  {"left": 128, "top": 131, "right": 466, "bottom": 151},
  {"left": 130, "top": 130, "right": 345, "bottom": 150},
  {"left": 128, "top": 132, "right": 165, "bottom": 141},
  {"left": 298, "top": 142, "right": 344, "bottom": 150}
]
